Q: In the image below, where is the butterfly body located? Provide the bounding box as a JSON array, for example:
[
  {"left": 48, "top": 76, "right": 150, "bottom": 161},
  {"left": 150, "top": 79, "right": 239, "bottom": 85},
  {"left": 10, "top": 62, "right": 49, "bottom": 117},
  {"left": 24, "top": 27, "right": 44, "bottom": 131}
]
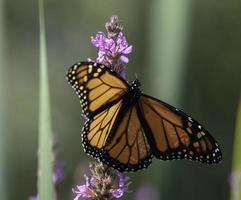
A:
[
  {"left": 67, "top": 62, "right": 222, "bottom": 172},
  {"left": 125, "top": 80, "right": 142, "bottom": 104}
]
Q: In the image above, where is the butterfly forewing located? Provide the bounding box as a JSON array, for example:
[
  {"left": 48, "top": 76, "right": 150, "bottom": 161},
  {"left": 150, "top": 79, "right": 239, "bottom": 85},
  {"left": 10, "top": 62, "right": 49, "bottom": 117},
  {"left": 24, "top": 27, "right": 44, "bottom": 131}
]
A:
[
  {"left": 66, "top": 62, "right": 128, "bottom": 117},
  {"left": 138, "top": 94, "right": 222, "bottom": 164}
]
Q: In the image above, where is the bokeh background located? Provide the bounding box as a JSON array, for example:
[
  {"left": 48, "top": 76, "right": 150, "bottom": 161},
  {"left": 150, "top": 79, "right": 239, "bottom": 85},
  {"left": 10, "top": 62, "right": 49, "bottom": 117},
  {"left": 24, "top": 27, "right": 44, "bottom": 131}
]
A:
[{"left": 1, "top": 0, "right": 241, "bottom": 199}]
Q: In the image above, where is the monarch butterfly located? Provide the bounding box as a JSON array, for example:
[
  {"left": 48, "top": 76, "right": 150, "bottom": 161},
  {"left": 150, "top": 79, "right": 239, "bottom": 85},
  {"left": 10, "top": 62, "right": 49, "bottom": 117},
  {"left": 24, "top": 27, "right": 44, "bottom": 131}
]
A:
[{"left": 66, "top": 62, "right": 222, "bottom": 172}]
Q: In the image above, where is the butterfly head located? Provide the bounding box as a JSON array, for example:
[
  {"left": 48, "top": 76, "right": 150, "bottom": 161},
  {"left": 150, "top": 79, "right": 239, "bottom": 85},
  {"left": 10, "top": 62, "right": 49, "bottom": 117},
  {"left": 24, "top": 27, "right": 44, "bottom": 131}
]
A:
[{"left": 130, "top": 79, "right": 141, "bottom": 90}]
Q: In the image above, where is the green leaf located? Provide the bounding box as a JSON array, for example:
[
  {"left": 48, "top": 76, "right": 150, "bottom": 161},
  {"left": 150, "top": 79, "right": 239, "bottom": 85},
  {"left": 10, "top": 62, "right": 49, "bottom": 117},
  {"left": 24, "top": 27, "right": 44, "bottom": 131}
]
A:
[
  {"left": 231, "top": 96, "right": 241, "bottom": 200},
  {"left": 0, "top": 0, "right": 7, "bottom": 199},
  {"left": 37, "top": 0, "right": 55, "bottom": 199}
]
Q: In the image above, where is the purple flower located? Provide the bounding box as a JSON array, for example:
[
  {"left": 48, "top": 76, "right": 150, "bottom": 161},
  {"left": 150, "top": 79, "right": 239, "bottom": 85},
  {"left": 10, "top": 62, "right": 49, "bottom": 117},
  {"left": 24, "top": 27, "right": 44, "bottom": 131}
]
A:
[
  {"left": 72, "top": 162, "right": 130, "bottom": 200},
  {"left": 28, "top": 144, "right": 65, "bottom": 200},
  {"left": 28, "top": 196, "right": 38, "bottom": 200},
  {"left": 91, "top": 32, "right": 114, "bottom": 52},
  {"left": 89, "top": 16, "right": 132, "bottom": 78},
  {"left": 110, "top": 171, "right": 130, "bottom": 198},
  {"left": 91, "top": 31, "right": 132, "bottom": 66},
  {"left": 72, "top": 175, "right": 96, "bottom": 199},
  {"left": 53, "top": 161, "right": 64, "bottom": 184},
  {"left": 134, "top": 183, "right": 160, "bottom": 200}
]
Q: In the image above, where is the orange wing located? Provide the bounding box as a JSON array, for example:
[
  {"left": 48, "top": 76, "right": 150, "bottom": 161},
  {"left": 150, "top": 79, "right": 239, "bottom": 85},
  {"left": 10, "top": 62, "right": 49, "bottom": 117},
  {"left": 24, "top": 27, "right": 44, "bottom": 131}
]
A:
[
  {"left": 66, "top": 62, "right": 128, "bottom": 117},
  {"left": 81, "top": 99, "right": 123, "bottom": 157},
  {"left": 100, "top": 104, "right": 152, "bottom": 172},
  {"left": 138, "top": 94, "right": 222, "bottom": 164}
]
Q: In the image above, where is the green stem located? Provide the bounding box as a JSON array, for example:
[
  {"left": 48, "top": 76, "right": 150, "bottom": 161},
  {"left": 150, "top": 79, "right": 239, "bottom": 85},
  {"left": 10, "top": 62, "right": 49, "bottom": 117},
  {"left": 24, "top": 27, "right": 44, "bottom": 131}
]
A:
[
  {"left": 230, "top": 96, "right": 241, "bottom": 200},
  {"left": 38, "top": 0, "right": 55, "bottom": 199},
  {"left": 0, "top": 0, "right": 7, "bottom": 199},
  {"left": 147, "top": 0, "right": 190, "bottom": 105},
  {"left": 146, "top": 0, "right": 191, "bottom": 198}
]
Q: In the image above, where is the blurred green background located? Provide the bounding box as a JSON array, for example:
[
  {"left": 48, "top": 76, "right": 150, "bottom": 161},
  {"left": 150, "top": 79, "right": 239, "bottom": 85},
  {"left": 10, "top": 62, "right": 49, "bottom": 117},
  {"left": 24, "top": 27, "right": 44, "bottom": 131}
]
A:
[{"left": 1, "top": 0, "right": 241, "bottom": 199}]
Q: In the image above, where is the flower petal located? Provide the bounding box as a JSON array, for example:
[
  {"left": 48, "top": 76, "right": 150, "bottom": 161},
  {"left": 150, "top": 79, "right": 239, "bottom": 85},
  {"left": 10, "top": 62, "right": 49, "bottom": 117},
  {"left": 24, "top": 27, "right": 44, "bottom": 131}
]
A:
[
  {"left": 96, "top": 55, "right": 105, "bottom": 63},
  {"left": 91, "top": 32, "right": 107, "bottom": 48},
  {"left": 111, "top": 188, "right": 124, "bottom": 198},
  {"left": 87, "top": 58, "right": 94, "bottom": 62},
  {"left": 104, "top": 38, "right": 115, "bottom": 51},
  {"left": 120, "top": 55, "right": 129, "bottom": 63},
  {"left": 73, "top": 194, "right": 82, "bottom": 200},
  {"left": 117, "top": 32, "right": 129, "bottom": 51},
  {"left": 73, "top": 185, "right": 93, "bottom": 198},
  {"left": 122, "top": 45, "right": 133, "bottom": 54}
]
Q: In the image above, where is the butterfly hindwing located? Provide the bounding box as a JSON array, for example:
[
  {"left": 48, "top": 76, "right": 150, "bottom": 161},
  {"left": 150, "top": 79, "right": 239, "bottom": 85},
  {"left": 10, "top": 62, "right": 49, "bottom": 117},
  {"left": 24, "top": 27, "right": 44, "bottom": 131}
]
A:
[
  {"left": 101, "top": 103, "right": 152, "bottom": 172},
  {"left": 82, "top": 95, "right": 153, "bottom": 172},
  {"left": 138, "top": 94, "right": 222, "bottom": 164},
  {"left": 81, "top": 99, "right": 123, "bottom": 158}
]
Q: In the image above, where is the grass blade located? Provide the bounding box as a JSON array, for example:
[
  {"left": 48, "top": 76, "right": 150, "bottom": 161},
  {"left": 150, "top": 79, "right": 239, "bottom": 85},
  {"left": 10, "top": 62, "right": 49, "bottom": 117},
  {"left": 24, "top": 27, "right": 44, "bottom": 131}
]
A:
[
  {"left": 146, "top": 0, "right": 190, "bottom": 105},
  {"left": 230, "top": 96, "right": 241, "bottom": 200},
  {"left": 145, "top": 0, "right": 191, "bottom": 198},
  {"left": 38, "top": 0, "right": 55, "bottom": 199},
  {"left": 0, "top": 0, "right": 7, "bottom": 199}
]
